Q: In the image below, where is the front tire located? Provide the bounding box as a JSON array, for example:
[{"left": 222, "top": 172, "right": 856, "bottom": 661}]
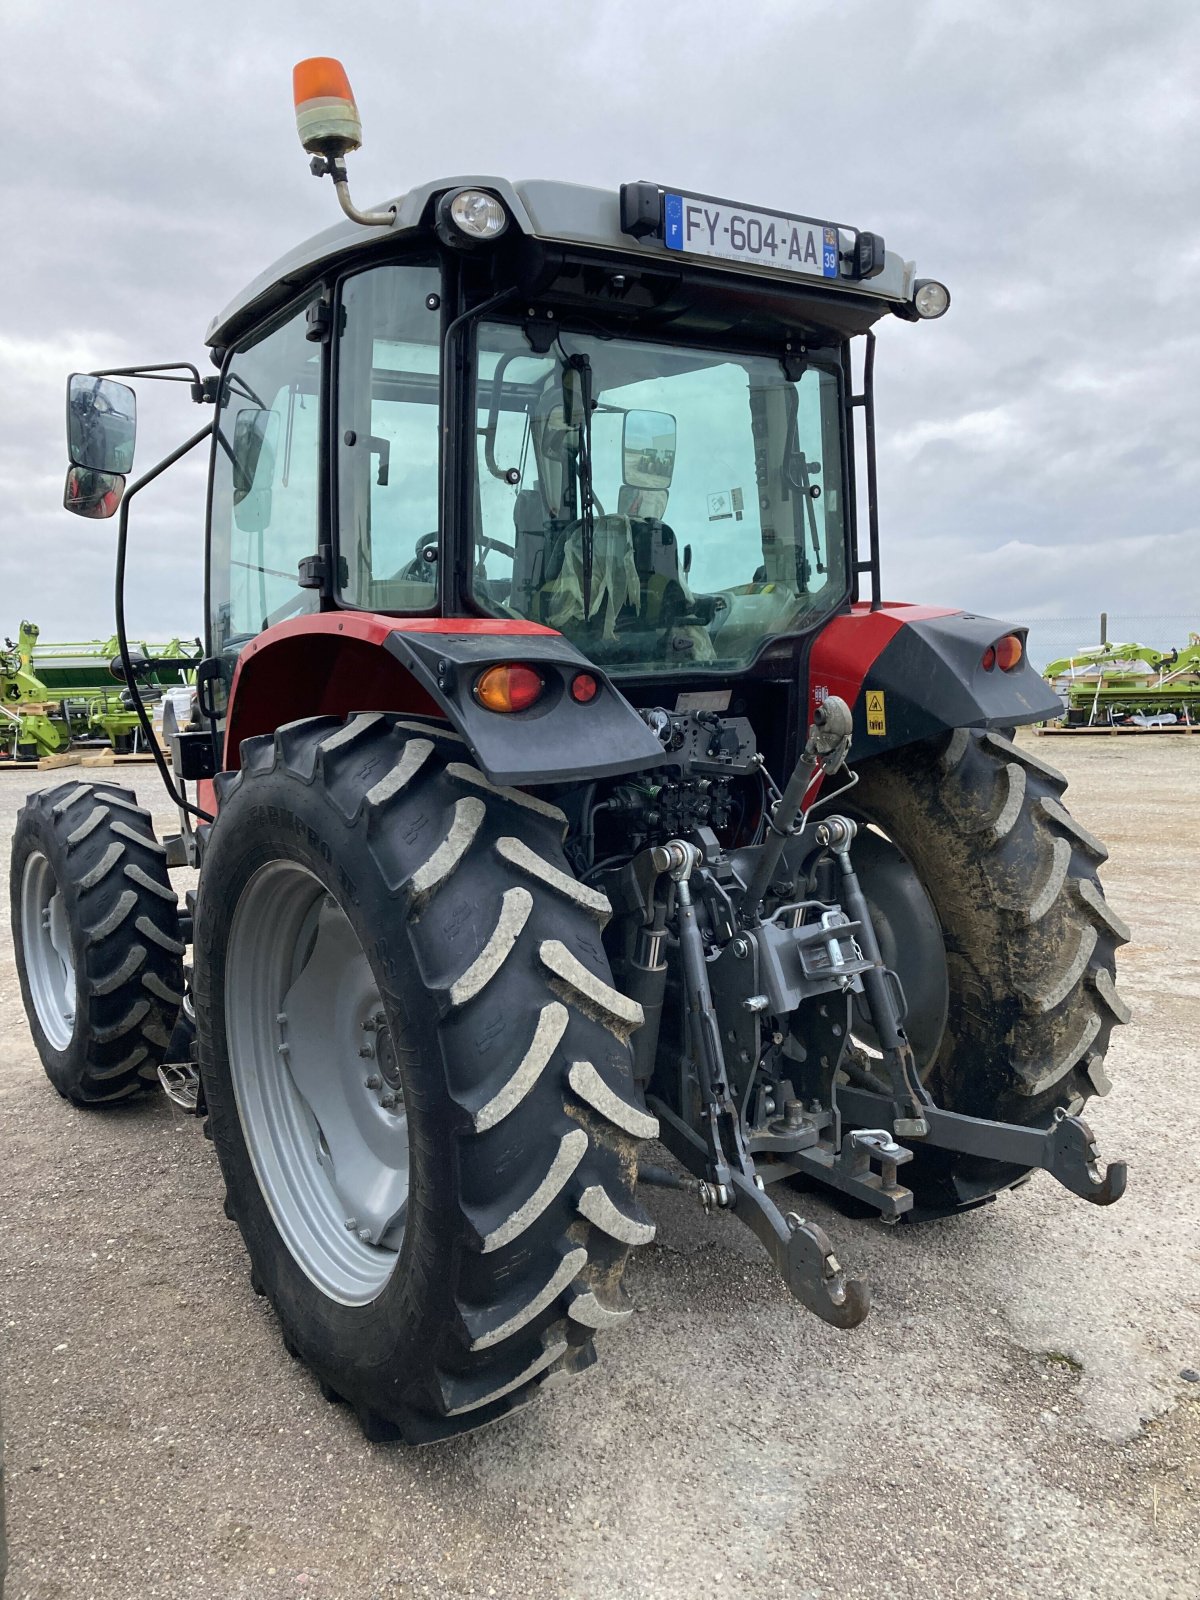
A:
[
  {"left": 195, "top": 714, "right": 657, "bottom": 1443},
  {"left": 11, "top": 781, "right": 185, "bottom": 1104},
  {"left": 848, "top": 728, "right": 1130, "bottom": 1217}
]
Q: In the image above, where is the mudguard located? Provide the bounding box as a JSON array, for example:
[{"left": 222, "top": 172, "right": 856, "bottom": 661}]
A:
[
  {"left": 222, "top": 613, "right": 663, "bottom": 787},
  {"left": 807, "top": 603, "right": 1062, "bottom": 761}
]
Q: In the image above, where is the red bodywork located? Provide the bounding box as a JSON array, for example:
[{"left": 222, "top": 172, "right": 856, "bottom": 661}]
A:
[
  {"left": 199, "top": 602, "right": 957, "bottom": 813},
  {"left": 197, "top": 613, "right": 555, "bottom": 814},
  {"left": 806, "top": 601, "right": 956, "bottom": 720},
  {"left": 224, "top": 612, "right": 556, "bottom": 764}
]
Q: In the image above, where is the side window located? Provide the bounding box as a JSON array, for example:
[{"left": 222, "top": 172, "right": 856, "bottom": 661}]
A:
[
  {"left": 209, "top": 297, "right": 322, "bottom": 666},
  {"left": 337, "top": 262, "right": 442, "bottom": 611}
]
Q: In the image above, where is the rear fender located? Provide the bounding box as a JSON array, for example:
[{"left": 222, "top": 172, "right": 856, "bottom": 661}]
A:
[
  {"left": 808, "top": 604, "right": 1062, "bottom": 761},
  {"left": 222, "top": 613, "right": 662, "bottom": 786}
]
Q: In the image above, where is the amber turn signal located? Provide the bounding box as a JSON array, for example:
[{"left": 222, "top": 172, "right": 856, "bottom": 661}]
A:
[
  {"left": 474, "top": 663, "right": 545, "bottom": 713},
  {"left": 982, "top": 633, "right": 1024, "bottom": 673},
  {"left": 995, "top": 633, "right": 1024, "bottom": 671}
]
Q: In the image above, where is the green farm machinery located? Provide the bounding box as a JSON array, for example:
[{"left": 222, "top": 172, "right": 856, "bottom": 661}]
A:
[
  {"left": 0, "top": 620, "right": 200, "bottom": 760},
  {"left": 1043, "top": 633, "right": 1200, "bottom": 729}
]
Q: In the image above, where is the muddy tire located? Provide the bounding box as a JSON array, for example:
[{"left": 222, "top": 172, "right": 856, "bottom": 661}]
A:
[
  {"left": 194, "top": 714, "right": 656, "bottom": 1444},
  {"left": 848, "top": 728, "right": 1129, "bottom": 1218},
  {"left": 10, "top": 781, "right": 185, "bottom": 1105}
]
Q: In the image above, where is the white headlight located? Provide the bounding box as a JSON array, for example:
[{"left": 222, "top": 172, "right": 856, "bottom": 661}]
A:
[
  {"left": 448, "top": 190, "right": 508, "bottom": 240},
  {"left": 913, "top": 279, "right": 951, "bottom": 319}
]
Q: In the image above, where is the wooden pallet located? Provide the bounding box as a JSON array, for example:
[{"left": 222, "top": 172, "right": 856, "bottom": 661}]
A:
[
  {"left": 78, "top": 751, "right": 161, "bottom": 767},
  {"left": 0, "top": 750, "right": 166, "bottom": 772},
  {"left": 1036, "top": 722, "right": 1199, "bottom": 736},
  {"left": 0, "top": 753, "right": 77, "bottom": 771}
]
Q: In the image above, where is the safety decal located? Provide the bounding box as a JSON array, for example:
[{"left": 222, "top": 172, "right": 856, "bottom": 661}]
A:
[{"left": 865, "top": 689, "right": 886, "bottom": 736}]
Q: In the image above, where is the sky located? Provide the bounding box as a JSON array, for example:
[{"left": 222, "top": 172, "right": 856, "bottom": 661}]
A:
[{"left": 2, "top": 0, "right": 1197, "bottom": 659}]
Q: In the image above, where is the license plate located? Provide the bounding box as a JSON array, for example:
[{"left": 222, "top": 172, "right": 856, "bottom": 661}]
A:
[{"left": 663, "top": 192, "right": 839, "bottom": 279}]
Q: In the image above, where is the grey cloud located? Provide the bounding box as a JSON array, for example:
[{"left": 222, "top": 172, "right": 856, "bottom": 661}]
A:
[{"left": 2, "top": 0, "right": 1196, "bottom": 644}]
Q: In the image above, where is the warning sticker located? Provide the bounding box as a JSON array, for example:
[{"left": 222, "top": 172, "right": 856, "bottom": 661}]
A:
[
  {"left": 707, "top": 487, "right": 745, "bottom": 522},
  {"left": 865, "top": 689, "right": 886, "bottom": 736}
]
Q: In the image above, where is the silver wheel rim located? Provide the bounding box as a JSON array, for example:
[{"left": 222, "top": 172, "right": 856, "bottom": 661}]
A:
[
  {"left": 21, "top": 851, "right": 77, "bottom": 1051},
  {"left": 225, "top": 861, "right": 410, "bottom": 1306}
]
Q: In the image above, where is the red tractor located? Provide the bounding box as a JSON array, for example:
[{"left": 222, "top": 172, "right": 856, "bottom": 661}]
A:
[{"left": 11, "top": 60, "right": 1128, "bottom": 1443}]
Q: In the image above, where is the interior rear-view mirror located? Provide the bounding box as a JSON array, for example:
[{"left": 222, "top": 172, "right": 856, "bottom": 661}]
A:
[{"left": 623, "top": 409, "right": 676, "bottom": 490}]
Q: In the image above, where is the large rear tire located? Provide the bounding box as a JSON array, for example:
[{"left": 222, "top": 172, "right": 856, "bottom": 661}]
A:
[
  {"left": 10, "top": 781, "right": 185, "bottom": 1105},
  {"left": 194, "top": 714, "right": 657, "bottom": 1443},
  {"left": 848, "top": 728, "right": 1130, "bottom": 1218}
]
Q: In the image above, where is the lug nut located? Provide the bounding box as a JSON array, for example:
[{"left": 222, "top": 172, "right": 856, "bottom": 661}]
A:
[
  {"left": 365, "top": 1074, "right": 382, "bottom": 1090},
  {"left": 357, "top": 1228, "right": 373, "bottom": 1245},
  {"left": 358, "top": 1043, "right": 375, "bottom": 1059},
  {"left": 344, "top": 1216, "right": 358, "bottom": 1230}
]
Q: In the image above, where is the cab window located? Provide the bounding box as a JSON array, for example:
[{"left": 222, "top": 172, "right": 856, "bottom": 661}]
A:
[
  {"left": 209, "top": 295, "right": 322, "bottom": 669},
  {"left": 336, "top": 262, "right": 442, "bottom": 611}
]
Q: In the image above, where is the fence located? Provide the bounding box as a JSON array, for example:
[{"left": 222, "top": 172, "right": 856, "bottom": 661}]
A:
[{"left": 1024, "top": 615, "right": 1198, "bottom": 673}]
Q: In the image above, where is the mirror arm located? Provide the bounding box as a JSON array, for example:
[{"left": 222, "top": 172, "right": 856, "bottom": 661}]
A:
[
  {"left": 114, "top": 421, "right": 217, "bottom": 824},
  {"left": 90, "top": 363, "right": 218, "bottom": 405}
]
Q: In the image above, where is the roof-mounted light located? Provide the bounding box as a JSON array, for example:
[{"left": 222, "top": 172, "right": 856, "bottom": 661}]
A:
[
  {"left": 293, "top": 57, "right": 362, "bottom": 158},
  {"left": 437, "top": 188, "right": 509, "bottom": 248},
  {"left": 913, "top": 279, "right": 951, "bottom": 319},
  {"left": 292, "top": 57, "right": 395, "bottom": 230}
]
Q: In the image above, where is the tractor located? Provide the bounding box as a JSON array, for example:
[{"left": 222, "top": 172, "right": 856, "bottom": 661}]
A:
[{"left": 10, "top": 59, "right": 1129, "bottom": 1444}]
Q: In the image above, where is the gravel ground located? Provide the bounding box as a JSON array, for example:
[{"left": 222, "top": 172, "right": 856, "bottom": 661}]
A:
[{"left": 1, "top": 733, "right": 1198, "bottom": 1600}]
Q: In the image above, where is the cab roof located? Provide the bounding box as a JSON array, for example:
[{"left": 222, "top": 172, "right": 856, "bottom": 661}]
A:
[{"left": 206, "top": 175, "right": 918, "bottom": 351}]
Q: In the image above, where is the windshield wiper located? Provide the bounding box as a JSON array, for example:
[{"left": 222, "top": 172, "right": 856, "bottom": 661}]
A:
[{"left": 565, "top": 352, "right": 596, "bottom": 617}]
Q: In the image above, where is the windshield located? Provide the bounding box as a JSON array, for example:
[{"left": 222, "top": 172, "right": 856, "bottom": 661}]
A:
[{"left": 471, "top": 321, "right": 847, "bottom": 672}]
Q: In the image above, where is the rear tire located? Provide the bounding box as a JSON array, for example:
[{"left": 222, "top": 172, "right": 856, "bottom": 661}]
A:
[
  {"left": 849, "top": 728, "right": 1130, "bottom": 1217},
  {"left": 194, "top": 714, "right": 657, "bottom": 1443},
  {"left": 11, "top": 781, "right": 185, "bottom": 1104}
]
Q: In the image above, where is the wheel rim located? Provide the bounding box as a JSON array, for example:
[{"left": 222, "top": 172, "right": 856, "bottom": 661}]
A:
[
  {"left": 846, "top": 820, "right": 950, "bottom": 1074},
  {"left": 21, "top": 851, "right": 77, "bottom": 1051},
  {"left": 225, "top": 861, "right": 410, "bottom": 1306}
]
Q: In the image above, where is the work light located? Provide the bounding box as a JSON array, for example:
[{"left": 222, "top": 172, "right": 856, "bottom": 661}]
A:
[
  {"left": 444, "top": 189, "right": 509, "bottom": 241},
  {"left": 913, "top": 279, "right": 951, "bottom": 319}
]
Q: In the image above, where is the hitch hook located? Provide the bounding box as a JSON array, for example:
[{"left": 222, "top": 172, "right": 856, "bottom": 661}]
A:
[
  {"left": 1050, "top": 1109, "right": 1127, "bottom": 1206},
  {"left": 727, "top": 1170, "right": 870, "bottom": 1329}
]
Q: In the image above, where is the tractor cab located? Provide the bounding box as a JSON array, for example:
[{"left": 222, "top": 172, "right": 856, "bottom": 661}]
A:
[{"left": 201, "top": 163, "right": 935, "bottom": 702}]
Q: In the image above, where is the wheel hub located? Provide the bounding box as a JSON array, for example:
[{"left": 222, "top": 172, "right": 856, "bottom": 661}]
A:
[
  {"left": 226, "top": 865, "right": 412, "bottom": 1305},
  {"left": 21, "top": 851, "right": 76, "bottom": 1051}
]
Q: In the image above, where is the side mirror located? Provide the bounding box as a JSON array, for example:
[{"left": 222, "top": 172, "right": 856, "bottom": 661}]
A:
[
  {"left": 108, "top": 648, "right": 150, "bottom": 683},
  {"left": 63, "top": 465, "right": 125, "bottom": 520},
  {"left": 232, "top": 407, "right": 278, "bottom": 533},
  {"left": 66, "top": 374, "right": 137, "bottom": 474},
  {"left": 623, "top": 409, "right": 677, "bottom": 490}
]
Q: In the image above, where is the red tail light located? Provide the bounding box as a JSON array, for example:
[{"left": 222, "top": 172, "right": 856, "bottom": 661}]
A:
[{"left": 474, "top": 663, "right": 545, "bottom": 713}]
